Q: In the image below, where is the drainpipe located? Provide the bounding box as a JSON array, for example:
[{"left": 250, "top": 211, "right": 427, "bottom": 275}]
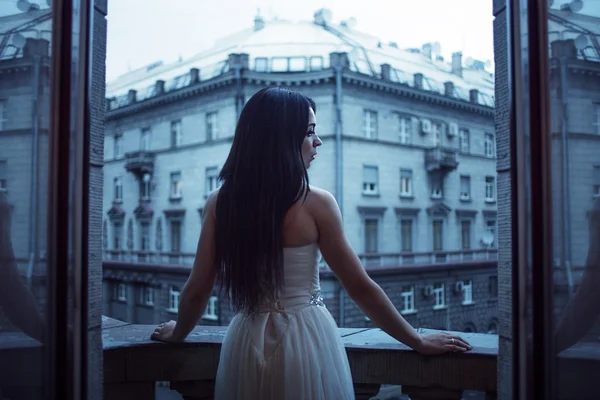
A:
[
  {"left": 26, "top": 50, "right": 41, "bottom": 289},
  {"left": 233, "top": 54, "right": 246, "bottom": 121},
  {"left": 334, "top": 62, "right": 344, "bottom": 215},
  {"left": 559, "top": 56, "right": 573, "bottom": 298},
  {"left": 333, "top": 56, "right": 345, "bottom": 325}
]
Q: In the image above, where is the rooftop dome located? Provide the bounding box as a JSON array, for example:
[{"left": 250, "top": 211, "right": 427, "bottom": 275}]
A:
[{"left": 105, "top": 9, "right": 496, "bottom": 106}]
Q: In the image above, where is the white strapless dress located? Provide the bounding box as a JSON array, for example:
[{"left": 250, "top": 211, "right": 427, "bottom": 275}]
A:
[{"left": 214, "top": 243, "right": 355, "bottom": 399}]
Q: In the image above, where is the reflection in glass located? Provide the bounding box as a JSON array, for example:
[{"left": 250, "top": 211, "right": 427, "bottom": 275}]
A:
[
  {"left": 0, "top": 3, "right": 52, "bottom": 399},
  {"left": 547, "top": 3, "right": 600, "bottom": 398}
]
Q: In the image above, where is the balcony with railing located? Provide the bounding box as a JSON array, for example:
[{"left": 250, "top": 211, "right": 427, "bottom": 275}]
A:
[
  {"left": 124, "top": 151, "right": 155, "bottom": 176},
  {"left": 425, "top": 147, "right": 459, "bottom": 173},
  {"left": 101, "top": 316, "right": 498, "bottom": 400}
]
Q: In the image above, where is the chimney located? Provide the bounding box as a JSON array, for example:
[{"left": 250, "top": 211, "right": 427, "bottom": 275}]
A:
[
  {"left": 23, "top": 38, "right": 49, "bottom": 58},
  {"left": 422, "top": 43, "right": 432, "bottom": 59},
  {"left": 381, "top": 64, "right": 391, "bottom": 81},
  {"left": 127, "top": 89, "right": 137, "bottom": 104},
  {"left": 155, "top": 80, "right": 165, "bottom": 95},
  {"left": 469, "top": 89, "right": 479, "bottom": 104},
  {"left": 452, "top": 52, "right": 463, "bottom": 77},
  {"left": 329, "top": 52, "right": 349, "bottom": 69},
  {"left": 414, "top": 73, "right": 423, "bottom": 89},
  {"left": 254, "top": 9, "right": 265, "bottom": 31},
  {"left": 444, "top": 81, "right": 455, "bottom": 97},
  {"left": 551, "top": 39, "right": 577, "bottom": 59},
  {"left": 190, "top": 68, "right": 200, "bottom": 84}
]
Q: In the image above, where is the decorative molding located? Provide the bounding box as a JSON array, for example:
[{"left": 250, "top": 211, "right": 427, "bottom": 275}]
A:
[
  {"left": 455, "top": 209, "right": 478, "bottom": 218},
  {"left": 357, "top": 206, "right": 387, "bottom": 216},
  {"left": 427, "top": 202, "right": 451, "bottom": 217},
  {"left": 395, "top": 207, "right": 421, "bottom": 217}
]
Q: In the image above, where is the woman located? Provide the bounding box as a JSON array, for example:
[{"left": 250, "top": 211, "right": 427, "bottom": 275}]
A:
[{"left": 151, "top": 87, "right": 471, "bottom": 399}]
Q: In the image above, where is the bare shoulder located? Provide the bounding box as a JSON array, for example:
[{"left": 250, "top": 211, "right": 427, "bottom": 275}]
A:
[
  {"left": 305, "top": 186, "right": 340, "bottom": 216},
  {"left": 203, "top": 187, "right": 221, "bottom": 220}
]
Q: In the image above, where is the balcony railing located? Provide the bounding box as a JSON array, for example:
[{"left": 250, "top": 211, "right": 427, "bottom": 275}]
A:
[
  {"left": 104, "top": 249, "right": 497, "bottom": 270},
  {"left": 101, "top": 316, "right": 498, "bottom": 400},
  {"left": 354, "top": 249, "right": 497, "bottom": 269},
  {"left": 104, "top": 250, "right": 195, "bottom": 266},
  {"left": 124, "top": 151, "right": 155, "bottom": 176},
  {"left": 425, "top": 147, "right": 459, "bottom": 172}
]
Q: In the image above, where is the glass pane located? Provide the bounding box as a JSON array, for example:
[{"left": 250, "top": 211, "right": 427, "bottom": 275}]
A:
[
  {"left": 547, "top": 3, "right": 600, "bottom": 399},
  {"left": 0, "top": 2, "right": 52, "bottom": 398},
  {"left": 0, "top": 1, "right": 88, "bottom": 398}
]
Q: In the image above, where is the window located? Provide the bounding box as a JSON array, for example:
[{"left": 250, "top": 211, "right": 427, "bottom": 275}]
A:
[
  {"left": 489, "top": 276, "right": 498, "bottom": 297},
  {"left": 117, "top": 283, "right": 127, "bottom": 302},
  {"left": 170, "top": 220, "right": 181, "bottom": 253},
  {"left": 205, "top": 166, "right": 219, "bottom": 194},
  {"left": 485, "top": 219, "right": 497, "bottom": 247},
  {"left": 461, "top": 220, "right": 471, "bottom": 249},
  {"left": 462, "top": 280, "right": 473, "bottom": 304},
  {"left": 0, "top": 160, "right": 7, "bottom": 191},
  {"left": 401, "top": 286, "right": 416, "bottom": 313},
  {"left": 202, "top": 296, "right": 219, "bottom": 321},
  {"left": 113, "top": 177, "right": 123, "bottom": 201},
  {"left": 0, "top": 100, "right": 5, "bottom": 130},
  {"left": 170, "top": 120, "right": 182, "bottom": 148},
  {"left": 309, "top": 56, "right": 324, "bottom": 71},
  {"left": 595, "top": 104, "right": 600, "bottom": 135},
  {"left": 113, "top": 222, "right": 123, "bottom": 250},
  {"left": 595, "top": 184, "right": 600, "bottom": 198},
  {"left": 206, "top": 111, "right": 218, "bottom": 140},
  {"left": 140, "top": 222, "right": 150, "bottom": 252},
  {"left": 363, "top": 165, "right": 379, "bottom": 194},
  {"left": 431, "top": 176, "right": 443, "bottom": 199},
  {"left": 141, "top": 173, "right": 151, "bottom": 199},
  {"left": 114, "top": 134, "right": 123, "bottom": 159},
  {"left": 254, "top": 57, "right": 268, "bottom": 72},
  {"left": 168, "top": 286, "right": 180, "bottom": 311},
  {"left": 400, "top": 169, "right": 413, "bottom": 196},
  {"left": 362, "top": 110, "right": 377, "bottom": 139},
  {"left": 140, "top": 127, "right": 151, "bottom": 151},
  {"left": 289, "top": 57, "right": 307, "bottom": 71},
  {"left": 485, "top": 176, "right": 495, "bottom": 201},
  {"left": 433, "top": 283, "right": 445, "bottom": 308},
  {"left": 484, "top": 133, "right": 495, "bottom": 157},
  {"left": 398, "top": 115, "right": 412, "bottom": 144},
  {"left": 433, "top": 220, "right": 443, "bottom": 251},
  {"left": 140, "top": 286, "right": 154, "bottom": 306},
  {"left": 170, "top": 171, "right": 182, "bottom": 198},
  {"left": 459, "top": 128, "right": 470, "bottom": 153},
  {"left": 400, "top": 219, "right": 413, "bottom": 252},
  {"left": 460, "top": 175, "right": 471, "bottom": 200},
  {"left": 271, "top": 57, "right": 288, "bottom": 71},
  {"left": 432, "top": 122, "right": 442, "bottom": 146},
  {"left": 364, "top": 219, "right": 378, "bottom": 253}
]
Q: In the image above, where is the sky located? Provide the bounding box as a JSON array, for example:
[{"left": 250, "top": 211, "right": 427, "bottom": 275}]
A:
[
  {"left": 104, "top": 0, "right": 496, "bottom": 81},
  {"left": 2, "top": 0, "right": 599, "bottom": 82}
]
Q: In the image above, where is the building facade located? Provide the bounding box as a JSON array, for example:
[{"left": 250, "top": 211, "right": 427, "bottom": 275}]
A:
[
  {"left": 99, "top": 10, "right": 500, "bottom": 331},
  {"left": 0, "top": 8, "right": 53, "bottom": 327}
]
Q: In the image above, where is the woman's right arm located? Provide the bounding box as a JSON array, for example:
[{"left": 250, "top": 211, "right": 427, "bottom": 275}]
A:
[{"left": 310, "top": 189, "right": 471, "bottom": 355}]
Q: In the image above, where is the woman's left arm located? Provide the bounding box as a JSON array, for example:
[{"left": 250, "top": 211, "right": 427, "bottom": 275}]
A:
[{"left": 154, "top": 190, "right": 219, "bottom": 342}]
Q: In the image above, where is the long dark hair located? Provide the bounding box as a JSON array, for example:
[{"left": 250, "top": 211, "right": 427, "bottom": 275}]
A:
[{"left": 215, "top": 87, "right": 316, "bottom": 313}]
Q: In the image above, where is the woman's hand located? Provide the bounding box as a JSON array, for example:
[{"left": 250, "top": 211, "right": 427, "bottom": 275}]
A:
[
  {"left": 150, "top": 320, "right": 184, "bottom": 343},
  {"left": 414, "top": 332, "right": 472, "bottom": 355}
]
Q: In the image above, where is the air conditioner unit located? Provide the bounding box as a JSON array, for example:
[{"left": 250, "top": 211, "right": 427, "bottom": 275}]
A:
[
  {"left": 421, "top": 119, "right": 432, "bottom": 135},
  {"left": 423, "top": 284, "right": 434, "bottom": 297},
  {"left": 454, "top": 281, "right": 464, "bottom": 293},
  {"left": 448, "top": 122, "right": 459, "bottom": 137}
]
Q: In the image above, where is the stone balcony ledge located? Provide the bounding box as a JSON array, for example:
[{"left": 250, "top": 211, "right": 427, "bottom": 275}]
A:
[{"left": 102, "top": 316, "right": 498, "bottom": 400}]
